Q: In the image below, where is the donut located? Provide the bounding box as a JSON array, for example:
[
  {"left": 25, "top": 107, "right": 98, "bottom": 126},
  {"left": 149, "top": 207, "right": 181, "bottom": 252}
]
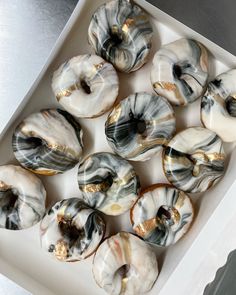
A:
[
  {"left": 52, "top": 55, "right": 119, "bottom": 118},
  {"left": 201, "top": 69, "right": 236, "bottom": 142},
  {"left": 12, "top": 109, "right": 83, "bottom": 175},
  {"left": 77, "top": 152, "right": 140, "bottom": 216},
  {"left": 163, "top": 127, "right": 225, "bottom": 193},
  {"left": 92, "top": 232, "right": 158, "bottom": 295},
  {"left": 130, "top": 184, "right": 194, "bottom": 246},
  {"left": 40, "top": 198, "right": 105, "bottom": 262},
  {"left": 151, "top": 38, "right": 209, "bottom": 106},
  {"left": 88, "top": 0, "right": 153, "bottom": 73},
  {"left": 0, "top": 165, "right": 46, "bottom": 230},
  {"left": 105, "top": 92, "right": 176, "bottom": 161}
]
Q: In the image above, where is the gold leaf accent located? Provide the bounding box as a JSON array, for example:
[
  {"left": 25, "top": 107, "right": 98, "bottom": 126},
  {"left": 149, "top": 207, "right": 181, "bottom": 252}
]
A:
[
  {"left": 55, "top": 240, "right": 68, "bottom": 261},
  {"left": 80, "top": 182, "right": 111, "bottom": 193},
  {"left": 94, "top": 61, "right": 106, "bottom": 70},
  {"left": 0, "top": 181, "right": 11, "bottom": 190},
  {"left": 107, "top": 105, "right": 121, "bottom": 125},
  {"left": 56, "top": 82, "right": 80, "bottom": 101},
  {"left": 111, "top": 204, "right": 122, "bottom": 212},
  {"left": 153, "top": 81, "right": 186, "bottom": 105},
  {"left": 134, "top": 217, "right": 160, "bottom": 238}
]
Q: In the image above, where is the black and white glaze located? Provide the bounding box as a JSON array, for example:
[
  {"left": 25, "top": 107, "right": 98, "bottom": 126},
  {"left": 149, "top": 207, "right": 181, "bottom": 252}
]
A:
[
  {"left": 131, "top": 184, "right": 194, "bottom": 247},
  {"left": 93, "top": 232, "right": 158, "bottom": 295},
  {"left": 77, "top": 152, "right": 140, "bottom": 216},
  {"left": 201, "top": 69, "right": 236, "bottom": 142},
  {"left": 151, "top": 38, "right": 209, "bottom": 106},
  {"left": 0, "top": 165, "right": 46, "bottom": 230},
  {"left": 105, "top": 92, "right": 176, "bottom": 161},
  {"left": 163, "top": 127, "right": 225, "bottom": 193},
  {"left": 40, "top": 198, "right": 105, "bottom": 262},
  {"left": 52, "top": 54, "right": 119, "bottom": 118},
  {"left": 88, "top": 0, "right": 153, "bottom": 73},
  {"left": 12, "top": 109, "right": 83, "bottom": 175}
]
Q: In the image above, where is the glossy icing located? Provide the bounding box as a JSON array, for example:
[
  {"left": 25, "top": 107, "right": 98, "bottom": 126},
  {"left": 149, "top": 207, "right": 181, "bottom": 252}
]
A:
[
  {"left": 163, "top": 127, "right": 225, "bottom": 193},
  {"left": 151, "top": 38, "right": 209, "bottom": 106},
  {"left": 40, "top": 198, "right": 105, "bottom": 262},
  {"left": 131, "top": 184, "right": 194, "bottom": 246},
  {"left": 93, "top": 232, "right": 158, "bottom": 295},
  {"left": 12, "top": 109, "right": 83, "bottom": 175},
  {"left": 105, "top": 92, "right": 176, "bottom": 161},
  {"left": 52, "top": 54, "right": 119, "bottom": 118},
  {"left": 88, "top": 0, "right": 153, "bottom": 73},
  {"left": 201, "top": 69, "right": 236, "bottom": 142},
  {"left": 77, "top": 152, "right": 140, "bottom": 216},
  {"left": 0, "top": 165, "right": 46, "bottom": 230}
]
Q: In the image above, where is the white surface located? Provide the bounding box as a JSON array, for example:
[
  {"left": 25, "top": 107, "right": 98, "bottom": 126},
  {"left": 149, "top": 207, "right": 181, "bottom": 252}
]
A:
[
  {"left": 0, "top": 274, "right": 30, "bottom": 295},
  {"left": 0, "top": 0, "right": 77, "bottom": 134},
  {"left": 0, "top": 0, "right": 236, "bottom": 294}
]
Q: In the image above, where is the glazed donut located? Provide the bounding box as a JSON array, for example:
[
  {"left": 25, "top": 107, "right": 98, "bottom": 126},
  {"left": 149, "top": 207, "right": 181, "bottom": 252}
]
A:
[
  {"left": 12, "top": 109, "right": 83, "bottom": 175},
  {"left": 88, "top": 0, "right": 153, "bottom": 73},
  {"left": 201, "top": 69, "right": 236, "bottom": 142},
  {"left": 0, "top": 165, "right": 46, "bottom": 230},
  {"left": 93, "top": 232, "right": 158, "bottom": 295},
  {"left": 130, "top": 184, "right": 194, "bottom": 246},
  {"left": 40, "top": 198, "right": 105, "bottom": 262},
  {"left": 105, "top": 92, "right": 176, "bottom": 161},
  {"left": 77, "top": 152, "right": 140, "bottom": 216},
  {"left": 163, "top": 127, "right": 225, "bottom": 193},
  {"left": 52, "top": 55, "right": 119, "bottom": 118},
  {"left": 151, "top": 38, "right": 209, "bottom": 106}
]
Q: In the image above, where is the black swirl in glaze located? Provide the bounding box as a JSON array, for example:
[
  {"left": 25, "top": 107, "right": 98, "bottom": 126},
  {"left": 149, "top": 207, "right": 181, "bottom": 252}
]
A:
[
  {"left": 12, "top": 109, "right": 83, "bottom": 175},
  {"left": 88, "top": 0, "right": 153, "bottom": 73},
  {"left": 105, "top": 92, "right": 176, "bottom": 161},
  {"left": 40, "top": 198, "right": 105, "bottom": 261}
]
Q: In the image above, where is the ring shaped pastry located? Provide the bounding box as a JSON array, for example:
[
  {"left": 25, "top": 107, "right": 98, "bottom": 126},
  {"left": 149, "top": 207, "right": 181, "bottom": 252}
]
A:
[
  {"left": 163, "top": 127, "right": 225, "bottom": 193},
  {"left": 93, "top": 232, "right": 158, "bottom": 295},
  {"left": 12, "top": 109, "right": 83, "bottom": 175},
  {"left": 105, "top": 92, "right": 176, "bottom": 161},
  {"left": 77, "top": 152, "right": 140, "bottom": 216},
  {"left": 0, "top": 165, "right": 46, "bottom": 230},
  {"left": 130, "top": 184, "right": 194, "bottom": 246},
  {"left": 151, "top": 38, "right": 209, "bottom": 106},
  {"left": 88, "top": 0, "right": 153, "bottom": 73},
  {"left": 40, "top": 198, "right": 105, "bottom": 262},
  {"left": 201, "top": 69, "right": 236, "bottom": 142},
  {"left": 52, "top": 55, "right": 119, "bottom": 118}
]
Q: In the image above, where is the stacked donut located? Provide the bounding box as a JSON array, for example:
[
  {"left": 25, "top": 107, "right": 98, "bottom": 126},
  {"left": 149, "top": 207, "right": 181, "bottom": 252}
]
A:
[{"left": 0, "top": 0, "right": 233, "bottom": 294}]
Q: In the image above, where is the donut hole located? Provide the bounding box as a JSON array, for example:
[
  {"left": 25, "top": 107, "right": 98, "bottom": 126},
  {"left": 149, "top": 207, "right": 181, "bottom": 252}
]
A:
[
  {"left": 114, "top": 264, "right": 131, "bottom": 281},
  {"left": 128, "top": 111, "right": 147, "bottom": 135},
  {"left": 25, "top": 136, "right": 43, "bottom": 148},
  {"left": 0, "top": 189, "right": 18, "bottom": 210},
  {"left": 109, "top": 26, "right": 123, "bottom": 46},
  {"left": 173, "top": 64, "right": 182, "bottom": 79},
  {"left": 225, "top": 96, "right": 236, "bottom": 117},
  {"left": 80, "top": 79, "right": 91, "bottom": 94},
  {"left": 157, "top": 205, "right": 180, "bottom": 225},
  {"left": 58, "top": 220, "right": 82, "bottom": 245}
]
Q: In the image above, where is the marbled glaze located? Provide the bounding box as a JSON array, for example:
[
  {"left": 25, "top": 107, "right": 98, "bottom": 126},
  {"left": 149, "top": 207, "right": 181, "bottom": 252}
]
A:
[
  {"left": 40, "top": 198, "right": 105, "bottom": 262},
  {"left": 13, "top": 109, "right": 83, "bottom": 175},
  {"left": 131, "top": 184, "right": 194, "bottom": 247},
  {"left": 0, "top": 165, "right": 46, "bottom": 230},
  {"left": 93, "top": 232, "right": 158, "bottom": 295},
  {"left": 52, "top": 55, "right": 119, "bottom": 118},
  {"left": 151, "top": 38, "right": 209, "bottom": 106},
  {"left": 105, "top": 92, "right": 176, "bottom": 161},
  {"left": 88, "top": 0, "right": 153, "bottom": 73},
  {"left": 163, "top": 127, "right": 225, "bottom": 193},
  {"left": 201, "top": 69, "right": 236, "bottom": 142},
  {"left": 77, "top": 152, "right": 140, "bottom": 216}
]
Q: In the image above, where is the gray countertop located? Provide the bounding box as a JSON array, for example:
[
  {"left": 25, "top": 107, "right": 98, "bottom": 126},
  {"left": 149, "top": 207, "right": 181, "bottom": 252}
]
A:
[{"left": 0, "top": 0, "right": 235, "bottom": 294}]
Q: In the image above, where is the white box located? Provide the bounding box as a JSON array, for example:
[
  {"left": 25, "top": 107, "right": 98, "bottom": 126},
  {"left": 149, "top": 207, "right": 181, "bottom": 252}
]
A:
[{"left": 0, "top": 0, "right": 236, "bottom": 294}]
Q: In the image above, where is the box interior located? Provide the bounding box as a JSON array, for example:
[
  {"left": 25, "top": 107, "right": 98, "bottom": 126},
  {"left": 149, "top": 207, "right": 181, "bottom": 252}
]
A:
[{"left": 0, "top": 0, "right": 236, "bottom": 294}]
